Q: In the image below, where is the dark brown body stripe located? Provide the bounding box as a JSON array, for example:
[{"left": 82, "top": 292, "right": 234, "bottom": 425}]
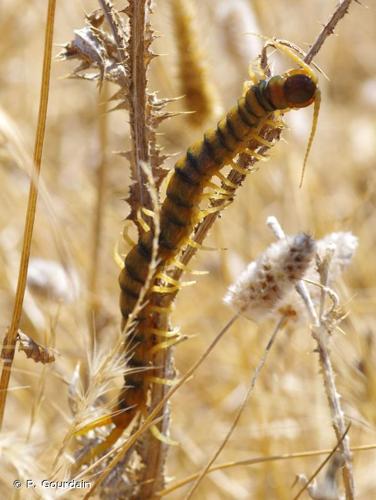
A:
[
  {"left": 131, "top": 333, "right": 145, "bottom": 344},
  {"left": 137, "top": 240, "right": 152, "bottom": 261},
  {"left": 127, "top": 358, "right": 147, "bottom": 368},
  {"left": 254, "top": 82, "right": 276, "bottom": 112},
  {"left": 225, "top": 114, "right": 243, "bottom": 142},
  {"left": 159, "top": 235, "right": 178, "bottom": 251},
  {"left": 216, "top": 122, "right": 234, "bottom": 152},
  {"left": 237, "top": 100, "right": 258, "bottom": 128},
  {"left": 119, "top": 281, "right": 140, "bottom": 300},
  {"left": 244, "top": 88, "right": 266, "bottom": 117},
  {"left": 174, "top": 165, "right": 200, "bottom": 186},
  {"left": 167, "top": 189, "right": 194, "bottom": 208},
  {"left": 186, "top": 149, "right": 205, "bottom": 175},
  {"left": 124, "top": 260, "right": 145, "bottom": 284},
  {"left": 203, "top": 133, "right": 222, "bottom": 166},
  {"left": 125, "top": 379, "right": 144, "bottom": 389},
  {"left": 163, "top": 207, "right": 189, "bottom": 227}
]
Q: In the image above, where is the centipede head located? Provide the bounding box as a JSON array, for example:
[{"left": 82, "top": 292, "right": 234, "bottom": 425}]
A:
[
  {"left": 283, "top": 70, "right": 317, "bottom": 108},
  {"left": 261, "top": 38, "right": 322, "bottom": 186},
  {"left": 265, "top": 69, "right": 318, "bottom": 110}
]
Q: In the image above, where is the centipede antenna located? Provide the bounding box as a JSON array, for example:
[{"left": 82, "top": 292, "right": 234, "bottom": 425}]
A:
[
  {"left": 271, "top": 38, "right": 327, "bottom": 79},
  {"left": 299, "top": 88, "right": 321, "bottom": 188},
  {"left": 262, "top": 38, "right": 317, "bottom": 83}
]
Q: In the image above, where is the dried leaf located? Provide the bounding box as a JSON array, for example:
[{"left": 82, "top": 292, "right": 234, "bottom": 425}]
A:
[{"left": 17, "top": 331, "right": 55, "bottom": 364}]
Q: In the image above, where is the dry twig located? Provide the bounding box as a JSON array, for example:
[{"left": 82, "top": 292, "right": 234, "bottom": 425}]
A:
[
  {"left": 185, "top": 316, "right": 288, "bottom": 499},
  {"left": 0, "top": 0, "right": 56, "bottom": 429}
]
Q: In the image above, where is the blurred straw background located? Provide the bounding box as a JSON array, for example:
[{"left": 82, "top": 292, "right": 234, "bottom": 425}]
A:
[{"left": 0, "top": 0, "right": 376, "bottom": 498}]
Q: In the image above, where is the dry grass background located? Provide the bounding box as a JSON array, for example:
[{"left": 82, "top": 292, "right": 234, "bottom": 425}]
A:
[{"left": 0, "top": 0, "right": 375, "bottom": 498}]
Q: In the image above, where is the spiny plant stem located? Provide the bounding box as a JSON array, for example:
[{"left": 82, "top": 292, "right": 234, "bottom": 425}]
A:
[
  {"left": 0, "top": 0, "right": 56, "bottom": 430},
  {"left": 304, "top": 0, "right": 356, "bottom": 64},
  {"left": 127, "top": 0, "right": 150, "bottom": 210},
  {"left": 99, "top": 0, "right": 128, "bottom": 62},
  {"left": 312, "top": 249, "right": 354, "bottom": 500},
  {"left": 312, "top": 328, "right": 355, "bottom": 499},
  {"left": 138, "top": 316, "right": 173, "bottom": 498}
]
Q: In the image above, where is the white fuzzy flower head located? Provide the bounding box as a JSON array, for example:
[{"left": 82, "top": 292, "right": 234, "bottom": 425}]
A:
[
  {"left": 224, "top": 233, "right": 316, "bottom": 321},
  {"left": 316, "top": 232, "right": 358, "bottom": 280},
  {"left": 275, "top": 231, "right": 357, "bottom": 322}
]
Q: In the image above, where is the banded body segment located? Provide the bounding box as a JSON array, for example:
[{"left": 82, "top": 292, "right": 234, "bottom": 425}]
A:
[{"left": 117, "top": 70, "right": 318, "bottom": 430}]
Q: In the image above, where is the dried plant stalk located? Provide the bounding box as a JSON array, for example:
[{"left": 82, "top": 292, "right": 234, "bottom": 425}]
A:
[
  {"left": 0, "top": 0, "right": 56, "bottom": 429},
  {"left": 268, "top": 216, "right": 356, "bottom": 500},
  {"left": 123, "top": 0, "right": 154, "bottom": 217},
  {"left": 170, "top": 0, "right": 216, "bottom": 126},
  {"left": 312, "top": 324, "right": 355, "bottom": 500},
  {"left": 88, "top": 84, "right": 108, "bottom": 339},
  {"left": 159, "top": 442, "right": 376, "bottom": 497},
  {"left": 304, "top": 0, "right": 355, "bottom": 65},
  {"left": 185, "top": 316, "right": 288, "bottom": 499}
]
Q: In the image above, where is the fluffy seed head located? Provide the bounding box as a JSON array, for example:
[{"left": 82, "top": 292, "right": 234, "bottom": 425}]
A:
[
  {"left": 277, "top": 231, "right": 358, "bottom": 322},
  {"left": 316, "top": 232, "right": 358, "bottom": 279},
  {"left": 224, "top": 233, "right": 316, "bottom": 320}
]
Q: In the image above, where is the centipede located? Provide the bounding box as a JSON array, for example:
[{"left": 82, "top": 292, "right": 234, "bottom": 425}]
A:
[{"left": 78, "top": 44, "right": 321, "bottom": 463}]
